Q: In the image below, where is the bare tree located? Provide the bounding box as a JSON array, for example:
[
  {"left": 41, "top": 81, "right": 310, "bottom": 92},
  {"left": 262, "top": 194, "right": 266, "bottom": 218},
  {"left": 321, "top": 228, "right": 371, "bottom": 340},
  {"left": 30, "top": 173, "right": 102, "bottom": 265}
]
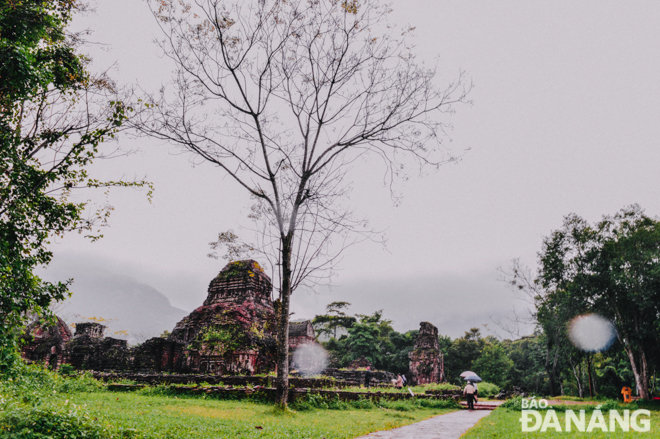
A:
[{"left": 137, "top": 0, "right": 470, "bottom": 405}]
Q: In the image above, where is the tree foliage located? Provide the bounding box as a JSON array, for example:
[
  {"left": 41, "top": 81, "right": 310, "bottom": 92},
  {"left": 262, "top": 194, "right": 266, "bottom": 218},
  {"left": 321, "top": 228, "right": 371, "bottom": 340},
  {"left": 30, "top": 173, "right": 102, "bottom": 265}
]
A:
[
  {"left": 505, "top": 205, "right": 660, "bottom": 399},
  {"left": 0, "top": 0, "right": 149, "bottom": 368},
  {"left": 443, "top": 328, "right": 486, "bottom": 383},
  {"left": 317, "top": 306, "right": 416, "bottom": 373},
  {"left": 473, "top": 342, "right": 513, "bottom": 387},
  {"left": 312, "top": 301, "right": 355, "bottom": 339}
]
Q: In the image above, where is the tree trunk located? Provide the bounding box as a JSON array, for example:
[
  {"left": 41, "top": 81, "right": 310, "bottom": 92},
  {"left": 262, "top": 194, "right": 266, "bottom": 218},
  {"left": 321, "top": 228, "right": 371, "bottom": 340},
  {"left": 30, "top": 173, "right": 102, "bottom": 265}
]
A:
[
  {"left": 639, "top": 349, "right": 650, "bottom": 400},
  {"left": 545, "top": 346, "right": 560, "bottom": 396},
  {"left": 587, "top": 355, "right": 594, "bottom": 398},
  {"left": 622, "top": 344, "right": 650, "bottom": 399},
  {"left": 275, "top": 234, "right": 293, "bottom": 406},
  {"left": 571, "top": 362, "right": 583, "bottom": 398},
  {"left": 615, "top": 308, "right": 652, "bottom": 399}
]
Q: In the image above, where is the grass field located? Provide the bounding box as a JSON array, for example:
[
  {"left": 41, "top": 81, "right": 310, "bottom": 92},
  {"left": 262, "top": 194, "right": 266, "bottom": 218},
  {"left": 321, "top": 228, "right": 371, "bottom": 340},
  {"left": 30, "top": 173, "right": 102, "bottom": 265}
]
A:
[
  {"left": 0, "top": 366, "right": 459, "bottom": 439},
  {"left": 463, "top": 402, "right": 660, "bottom": 438},
  {"left": 68, "top": 391, "right": 456, "bottom": 438}
]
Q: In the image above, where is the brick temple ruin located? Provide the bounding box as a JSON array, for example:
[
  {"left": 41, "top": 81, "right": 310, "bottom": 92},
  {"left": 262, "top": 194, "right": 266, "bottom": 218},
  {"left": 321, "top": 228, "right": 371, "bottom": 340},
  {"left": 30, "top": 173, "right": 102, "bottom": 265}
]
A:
[
  {"left": 22, "top": 260, "right": 289, "bottom": 375},
  {"left": 22, "top": 260, "right": 444, "bottom": 383},
  {"left": 408, "top": 321, "right": 445, "bottom": 384}
]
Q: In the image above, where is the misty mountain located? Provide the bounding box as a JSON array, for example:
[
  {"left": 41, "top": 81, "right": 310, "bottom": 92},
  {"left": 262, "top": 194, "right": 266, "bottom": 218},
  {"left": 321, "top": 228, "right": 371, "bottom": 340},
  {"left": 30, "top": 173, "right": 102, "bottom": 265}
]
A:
[{"left": 40, "top": 258, "right": 189, "bottom": 345}]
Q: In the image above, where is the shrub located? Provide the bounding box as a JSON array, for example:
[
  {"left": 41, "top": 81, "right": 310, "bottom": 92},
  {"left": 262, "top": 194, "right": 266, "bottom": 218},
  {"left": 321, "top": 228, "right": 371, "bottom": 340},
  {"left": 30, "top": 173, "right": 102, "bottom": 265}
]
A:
[
  {"left": 0, "top": 362, "right": 60, "bottom": 405},
  {"left": 57, "top": 372, "right": 106, "bottom": 393},
  {"left": 416, "top": 398, "right": 461, "bottom": 409},
  {"left": 475, "top": 382, "right": 500, "bottom": 398},
  {"left": 58, "top": 364, "right": 75, "bottom": 376},
  {"left": 0, "top": 361, "right": 133, "bottom": 438},
  {"left": 501, "top": 395, "right": 524, "bottom": 410},
  {"left": 381, "top": 400, "right": 411, "bottom": 411},
  {"left": 0, "top": 402, "right": 114, "bottom": 439}
]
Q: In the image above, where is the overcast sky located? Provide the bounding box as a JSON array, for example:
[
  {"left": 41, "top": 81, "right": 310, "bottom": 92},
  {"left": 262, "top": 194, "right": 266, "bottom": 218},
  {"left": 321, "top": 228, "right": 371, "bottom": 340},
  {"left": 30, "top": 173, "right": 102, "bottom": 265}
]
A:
[{"left": 40, "top": 1, "right": 660, "bottom": 339}]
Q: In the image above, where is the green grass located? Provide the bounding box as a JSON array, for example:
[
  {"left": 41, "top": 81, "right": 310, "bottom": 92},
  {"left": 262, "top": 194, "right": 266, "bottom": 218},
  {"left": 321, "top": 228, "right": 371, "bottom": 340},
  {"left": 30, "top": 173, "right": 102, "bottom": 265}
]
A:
[
  {"left": 70, "top": 391, "right": 456, "bottom": 438},
  {"left": 0, "top": 365, "right": 459, "bottom": 439},
  {"left": 463, "top": 403, "right": 660, "bottom": 438}
]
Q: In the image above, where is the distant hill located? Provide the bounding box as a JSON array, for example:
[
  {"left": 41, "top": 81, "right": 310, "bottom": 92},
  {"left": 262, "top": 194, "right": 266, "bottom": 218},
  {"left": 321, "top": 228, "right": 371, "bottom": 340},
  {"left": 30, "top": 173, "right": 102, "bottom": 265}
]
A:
[{"left": 39, "top": 258, "right": 189, "bottom": 345}]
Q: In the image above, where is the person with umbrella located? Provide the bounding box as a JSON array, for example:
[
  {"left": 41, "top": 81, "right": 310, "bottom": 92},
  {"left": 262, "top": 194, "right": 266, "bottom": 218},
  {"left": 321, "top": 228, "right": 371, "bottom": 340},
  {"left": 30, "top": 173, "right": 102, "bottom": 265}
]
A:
[
  {"left": 463, "top": 381, "right": 477, "bottom": 410},
  {"left": 460, "top": 371, "right": 481, "bottom": 396},
  {"left": 461, "top": 372, "right": 483, "bottom": 410}
]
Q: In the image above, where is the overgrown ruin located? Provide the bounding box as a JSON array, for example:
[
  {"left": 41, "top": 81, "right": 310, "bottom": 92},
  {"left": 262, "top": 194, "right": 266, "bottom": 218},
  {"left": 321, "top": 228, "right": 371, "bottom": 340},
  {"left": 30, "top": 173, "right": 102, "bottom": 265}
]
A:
[
  {"left": 21, "top": 261, "right": 431, "bottom": 385},
  {"left": 21, "top": 316, "right": 72, "bottom": 369},
  {"left": 408, "top": 321, "right": 445, "bottom": 384},
  {"left": 22, "top": 260, "right": 280, "bottom": 375}
]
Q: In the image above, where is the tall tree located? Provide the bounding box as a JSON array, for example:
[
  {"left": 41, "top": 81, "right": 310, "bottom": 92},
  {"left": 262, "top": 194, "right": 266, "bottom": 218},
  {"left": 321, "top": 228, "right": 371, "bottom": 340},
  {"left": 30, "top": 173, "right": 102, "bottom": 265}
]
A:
[
  {"left": 537, "top": 205, "right": 660, "bottom": 399},
  {"left": 472, "top": 342, "right": 513, "bottom": 387},
  {"left": 138, "top": 0, "right": 470, "bottom": 405},
  {"left": 0, "top": 0, "right": 148, "bottom": 367},
  {"left": 444, "top": 328, "right": 485, "bottom": 382},
  {"left": 312, "top": 301, "right": 355, "bottom": 339}
]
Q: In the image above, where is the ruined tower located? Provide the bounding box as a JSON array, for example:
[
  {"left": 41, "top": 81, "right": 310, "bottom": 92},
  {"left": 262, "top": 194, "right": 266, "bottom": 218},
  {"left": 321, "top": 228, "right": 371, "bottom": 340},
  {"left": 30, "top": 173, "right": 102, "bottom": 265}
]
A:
[
  {"left": 408, "top": 321, "right": 445, "bottom": 384},
  {"left": 167, "top": 260, "right": 277, "bottom": 374},
  {"left": 21, "top": 316, "right": 72, "bottom": 369}
]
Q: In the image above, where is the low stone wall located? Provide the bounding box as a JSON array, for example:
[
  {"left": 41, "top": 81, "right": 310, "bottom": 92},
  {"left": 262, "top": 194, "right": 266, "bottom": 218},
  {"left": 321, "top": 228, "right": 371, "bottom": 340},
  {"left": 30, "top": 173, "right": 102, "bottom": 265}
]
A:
[
  {"left": 105, "top": 383, "right": 458, "bottom": 402},
  {"left": 94, "top": 372, "right": 269, "bottom": 386},
  {"left": 94, "top": 372, "right": 395, "bottom": 389},
  {"left": 425, "top": 389, "right": 462, "bottom": 396},
  {"left": 321, "top": 368, "right": 396, "bottom": 385}
]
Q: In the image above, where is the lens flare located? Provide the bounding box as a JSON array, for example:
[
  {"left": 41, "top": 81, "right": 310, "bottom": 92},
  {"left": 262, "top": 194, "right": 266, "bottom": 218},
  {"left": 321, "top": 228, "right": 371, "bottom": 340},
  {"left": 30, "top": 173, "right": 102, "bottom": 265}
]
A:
[
  {"left": 568, "top": 314, "right": 616, "bottom": 352},
  {"left": 291, "top": 343, "right": 329, "bottom": 376}
]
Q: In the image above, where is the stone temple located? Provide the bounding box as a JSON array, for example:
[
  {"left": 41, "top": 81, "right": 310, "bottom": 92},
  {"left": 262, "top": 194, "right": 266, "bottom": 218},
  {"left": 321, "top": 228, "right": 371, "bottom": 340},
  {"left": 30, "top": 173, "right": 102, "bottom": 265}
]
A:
[
  {"left": 21, "top": 260, "right": 286, "bottom": 375},
  {"left": 166, "top": 259, "right": 277, "bottom": 374}
]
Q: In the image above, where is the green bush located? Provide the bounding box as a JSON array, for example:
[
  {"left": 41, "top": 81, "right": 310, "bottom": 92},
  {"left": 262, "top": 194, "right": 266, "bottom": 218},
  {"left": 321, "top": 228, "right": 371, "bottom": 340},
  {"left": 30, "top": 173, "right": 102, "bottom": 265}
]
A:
[
  {"left": 292, "top": 394, "right": 350, "bottom": 411},
  {"left": 0, "top": 363, "right": 60, "bottom": 405},
  {"left": 350, "top": 396, "right": 376, "bottom": 409},
  {"left": 410, "top": 382, "right": 460, "bottom": 393},
  {"left": 0, "top": 402, "right": 114, "bottom": 439},
  {"left": 380, "top": 400, "right": 411, "bottom": 411},
  {"left": 415, "top": 398, "right": 461, "bottom": 409},
  {"left": 0, "top": 362, "right": 134, "bottom": 439},
  {"left": 57, "top": 372, "right": 106, "bottom": 393},
  {"left": 501, "top": 395, "right": 524, "bottom": 410},
  {"left": 138, "top": 384, "right": 177, "bottom": 397},
  {"left": 475, "top": 382, "right": 500, "bottom": 398},
  {"left": 58, "top": 364, "right": 75, "bottom": 376},
  {"left": 291, "top": 393, "right": 460, "bottom": 412}
]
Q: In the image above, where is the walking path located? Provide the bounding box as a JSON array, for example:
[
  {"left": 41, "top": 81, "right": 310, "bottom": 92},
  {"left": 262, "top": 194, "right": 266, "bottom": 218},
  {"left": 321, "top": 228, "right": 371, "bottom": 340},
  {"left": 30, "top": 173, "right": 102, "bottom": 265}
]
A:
[{"left": 355, "top": 409, "right": 492, "bottom": 439}]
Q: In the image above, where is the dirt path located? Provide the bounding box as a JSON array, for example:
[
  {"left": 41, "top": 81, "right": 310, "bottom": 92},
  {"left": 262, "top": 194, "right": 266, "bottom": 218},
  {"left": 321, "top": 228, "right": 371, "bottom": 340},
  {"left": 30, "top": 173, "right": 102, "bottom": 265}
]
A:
[{"left": 355, "top": 410, "right": 492, "bottom": 439}]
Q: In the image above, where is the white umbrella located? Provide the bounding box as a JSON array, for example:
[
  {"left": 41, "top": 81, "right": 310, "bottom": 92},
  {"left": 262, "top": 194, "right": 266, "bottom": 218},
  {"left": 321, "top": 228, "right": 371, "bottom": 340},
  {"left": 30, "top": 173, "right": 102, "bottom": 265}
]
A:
[{"left": 460, "top": 371, "right": 476, "bottom": 377}]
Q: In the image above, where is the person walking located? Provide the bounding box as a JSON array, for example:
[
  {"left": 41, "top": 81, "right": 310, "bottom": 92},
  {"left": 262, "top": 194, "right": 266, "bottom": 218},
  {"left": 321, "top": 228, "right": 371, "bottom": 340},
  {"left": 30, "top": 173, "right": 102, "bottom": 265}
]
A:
[
  {"left": 463, "top": 381, "right": 476, "bottom": 410},
  {"left": 396, "top": 374, "right": 404, "bottom": 390}
]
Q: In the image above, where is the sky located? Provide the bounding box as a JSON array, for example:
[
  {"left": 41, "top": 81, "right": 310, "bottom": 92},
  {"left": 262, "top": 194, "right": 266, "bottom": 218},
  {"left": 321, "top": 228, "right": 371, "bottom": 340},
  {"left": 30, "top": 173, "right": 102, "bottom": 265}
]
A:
[{"left": 39, "top": 1, "right": 660, "bottom": 340}]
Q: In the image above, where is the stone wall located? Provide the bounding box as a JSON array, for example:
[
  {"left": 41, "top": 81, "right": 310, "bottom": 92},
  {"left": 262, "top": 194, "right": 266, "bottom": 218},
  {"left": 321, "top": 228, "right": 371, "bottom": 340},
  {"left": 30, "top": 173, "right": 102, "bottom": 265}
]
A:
[
  {"left": 322, "top": 368, "right": 395, "bottom": 385},
  {"left": 104, "top": 383, "right": 461, "bottom": 403},
  {"left": 408, "top": 322, "right": 444, "bottom": 385},
  {"left": 67, "top": 323, "right": 132, "bottom": 370},
  {"left": 288, "top": 321, "right": 314, "bottom": 349},
  {"left": 93, "top": 372, "right": 397, "bottom": 389}
]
